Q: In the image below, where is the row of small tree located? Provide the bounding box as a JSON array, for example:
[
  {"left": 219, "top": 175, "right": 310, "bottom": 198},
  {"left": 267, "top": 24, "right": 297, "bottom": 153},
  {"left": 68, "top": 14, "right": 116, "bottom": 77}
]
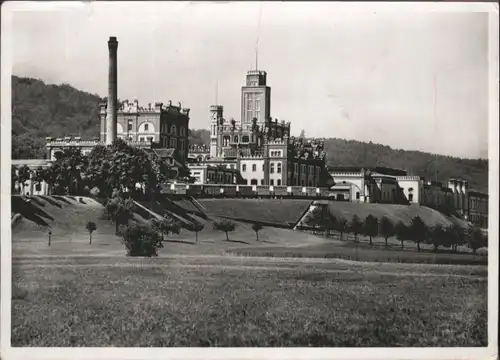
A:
[{"left": 305, "top": 208, "right": 487, "bottom": 253}]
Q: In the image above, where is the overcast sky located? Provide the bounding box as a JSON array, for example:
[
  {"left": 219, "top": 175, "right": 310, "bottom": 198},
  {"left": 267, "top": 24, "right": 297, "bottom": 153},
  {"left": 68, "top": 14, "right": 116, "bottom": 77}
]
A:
[{"left": 8, "top": 2, "right": 492, "bottom": 159}]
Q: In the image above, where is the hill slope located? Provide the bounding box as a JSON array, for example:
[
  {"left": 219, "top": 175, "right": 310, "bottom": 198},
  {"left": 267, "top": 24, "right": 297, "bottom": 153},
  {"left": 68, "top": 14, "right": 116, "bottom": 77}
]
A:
[{"left": 11, "top": 75, "right": 488, "bottom": 192}]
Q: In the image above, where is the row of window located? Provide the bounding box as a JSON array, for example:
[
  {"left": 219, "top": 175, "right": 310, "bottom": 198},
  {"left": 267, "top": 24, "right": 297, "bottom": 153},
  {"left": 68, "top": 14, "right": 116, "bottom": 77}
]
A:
[
  {"left": 159, "top": 137, "right": 185, "bottom": 150},
  {"left": 126, "top": 121, "right": 186, "bottom": 136}
]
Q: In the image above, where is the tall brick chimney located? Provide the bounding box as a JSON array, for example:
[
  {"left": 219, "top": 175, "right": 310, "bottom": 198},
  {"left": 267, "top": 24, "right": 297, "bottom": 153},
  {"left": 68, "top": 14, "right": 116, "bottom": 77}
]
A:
[{"left": 106, "top": 36, "right": 118, "bottom": 145}]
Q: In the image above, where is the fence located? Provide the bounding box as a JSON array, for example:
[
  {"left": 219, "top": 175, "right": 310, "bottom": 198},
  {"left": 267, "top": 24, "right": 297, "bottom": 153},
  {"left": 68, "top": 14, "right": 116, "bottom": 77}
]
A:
[{"left": 161, "top": 184, "right": 343, "bottom": 200}]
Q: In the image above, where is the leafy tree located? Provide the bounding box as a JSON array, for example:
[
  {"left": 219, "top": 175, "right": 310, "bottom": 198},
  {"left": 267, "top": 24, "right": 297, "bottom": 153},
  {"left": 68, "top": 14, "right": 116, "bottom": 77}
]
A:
[
  {"left": 106, "top": 196, "right": 134, "bottom": 233},
  {"left": 38, "top": 147, "right": 88, "bottom": 195},
  {"left": 16, "top": 165, "right": 31, "bottom": 193},
  {"left": 443, "top": 224, "right": 466, "bottom": 252},
  {"left": 151, "top": 217, "right": 181, "bottom": 245},
  {"left": 363, "top": 215, "right": 379, "bottom": 245},
  {"left": 85, "top": 221, "right": 97, "bottom": 244},
  {"left": 349, "top": 215, "right": 363, "bottom": 242},
  {"left": 334, "top": 216, "right": 348, "bottom": 240},
  {"left": 188, "top": 222, "right": 205, "bottom": 242},
  {"left": 395, "top": 221, "right": 408, "bottom": 249},
  {"left": 409, "top": 216, "right": 427, "bottom": 252},
  {"left": 119, "top": 223, "right": 162, "bottom": 257},
  {"left": 213, "top": 218, "right": 236, "bottom": 241},
  {"left": 467, "top": 225, "right": 487, "bottom": 253},
  {"left": 427, "top": 224, "right": 445, "bottom": 252},
  {"left": 252, "top": 223, "right": 263, "bottom": 241},
  {"left": 379, "top": 216, "right": 395, "bottom": 247}
]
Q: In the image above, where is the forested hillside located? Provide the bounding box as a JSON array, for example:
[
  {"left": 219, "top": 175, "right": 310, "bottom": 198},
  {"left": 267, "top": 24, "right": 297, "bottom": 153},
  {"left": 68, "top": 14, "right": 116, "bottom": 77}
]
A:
[{"left": 11, "top": 75, "right": 488, "bottom": 192}]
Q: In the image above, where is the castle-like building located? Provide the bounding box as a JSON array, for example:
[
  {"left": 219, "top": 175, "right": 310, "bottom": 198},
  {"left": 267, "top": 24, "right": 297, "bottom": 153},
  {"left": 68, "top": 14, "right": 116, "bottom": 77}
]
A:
[
  {"left": 188, "top": 69, "right": 328, "bottom": 187},
  {"left": 44, "top": 36, "right": 190, "bottom": 166}
]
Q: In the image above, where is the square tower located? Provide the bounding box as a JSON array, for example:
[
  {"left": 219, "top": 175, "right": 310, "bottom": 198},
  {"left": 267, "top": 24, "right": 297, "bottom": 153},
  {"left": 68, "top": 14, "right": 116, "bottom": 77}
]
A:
[{"left": 241, "top": 70, "right": 271, "bottom": 126}]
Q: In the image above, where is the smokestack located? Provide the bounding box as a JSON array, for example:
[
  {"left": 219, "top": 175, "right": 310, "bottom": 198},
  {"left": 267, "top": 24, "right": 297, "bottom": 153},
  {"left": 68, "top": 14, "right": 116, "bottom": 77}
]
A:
[{"left": 106, "top": 36, "right": 118, "bottom": 145}]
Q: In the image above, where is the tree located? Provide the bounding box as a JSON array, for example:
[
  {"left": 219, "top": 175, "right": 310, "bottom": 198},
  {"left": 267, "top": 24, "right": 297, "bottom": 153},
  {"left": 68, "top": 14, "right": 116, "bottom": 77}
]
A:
[
  {"left": 467, "top": 224, "right": 487, "bottom": 253},
  {"left": 119, "top": 222, "right": 162, "bottom": 257},
  {"left": 85, "top": 221, "right": 97, "bottom": 244},
  {"left": 151, "top": 217, "right": 181, "bottom": 245},
  {"left": 395, "top": 221, "right": 408, "bottom": 249},
  {"left": 363, "top": 215, "right": 379, "bottom": 245},
  {"left": 189, "top": 222, "right": 205, "bottom": 242},
  {"left": 349, "top": 215, "right": 363, "bottom": 242},
  {"left": 252, "top": 223, "right": 263, "bottom": 241},
  {"left": 213, "top": 219, "right": 236, "bottom": 241},
  {"left": 379, "top": 216, "right": 395, "bottom": 247},
  {"left": 447, "top": 224, "right": 467, "bottom": 252},
  {"left": 334, "top": 216, "right": 348, "bottom": 240},
  {"left": 16, "top": 165, "right": 31, "bottom": 193},
  {"left": 409, "top": 216, "right": 427, "bottom": 252},
  {"left": 321, "top": 211, "right": 337, "bottom": 238},
  {"left": 427, "top": 224, "right": 445, "bottom": 252},
  {"left": 106, "top": 196, "right": 134, "bottom": 233}
]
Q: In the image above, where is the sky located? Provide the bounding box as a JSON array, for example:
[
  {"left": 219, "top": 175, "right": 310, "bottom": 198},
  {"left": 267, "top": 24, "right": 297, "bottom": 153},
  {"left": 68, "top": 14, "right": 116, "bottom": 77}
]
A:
[{"left": 7, "top": 1, "right": 492, "bottom": 159}]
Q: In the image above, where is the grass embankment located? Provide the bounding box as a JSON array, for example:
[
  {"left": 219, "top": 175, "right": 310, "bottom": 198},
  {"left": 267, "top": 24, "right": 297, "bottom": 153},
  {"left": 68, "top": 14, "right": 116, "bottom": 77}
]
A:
[
  {"left": 320, "top": 201, "right": 468, "bottom": 228},
  {"left": 196, "top": 199, "right": 312, "bottom": 227},
  {"left": 12, "top": 256, "right": 487, "bottom": 347}
]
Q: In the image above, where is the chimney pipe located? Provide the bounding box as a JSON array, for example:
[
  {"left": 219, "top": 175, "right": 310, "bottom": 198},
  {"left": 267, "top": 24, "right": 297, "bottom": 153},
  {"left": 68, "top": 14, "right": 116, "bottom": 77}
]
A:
[{"left": 106, "top": 36, "right": 118, "bottom": 145}]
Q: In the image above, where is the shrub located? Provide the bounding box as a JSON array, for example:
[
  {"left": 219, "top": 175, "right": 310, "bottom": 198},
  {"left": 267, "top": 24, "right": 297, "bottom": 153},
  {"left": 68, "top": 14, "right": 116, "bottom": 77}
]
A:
[
  {"left": 119, "top": 223, "right": 162, "bottom": 257},
  {"left": 213, "top": 218, "right": 236, "bottom": 241},
  {"left": 467, "top": 225, "right": 487, "bottom": 253}
]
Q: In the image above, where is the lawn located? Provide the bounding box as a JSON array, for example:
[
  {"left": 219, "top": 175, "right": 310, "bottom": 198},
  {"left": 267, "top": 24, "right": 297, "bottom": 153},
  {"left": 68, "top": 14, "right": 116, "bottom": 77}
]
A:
[
  {"left": 12, "top": 256, "right": 487, "bottom": 347},
  {"left": 197, "top": 199, "right": 312, "bottom": 226}
]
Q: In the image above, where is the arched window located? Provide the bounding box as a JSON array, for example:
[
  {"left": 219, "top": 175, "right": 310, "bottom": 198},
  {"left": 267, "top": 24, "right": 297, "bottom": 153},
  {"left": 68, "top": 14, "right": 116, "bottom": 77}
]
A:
[{"left": 171, "top": 125, "right": 177, "bottom": 135}]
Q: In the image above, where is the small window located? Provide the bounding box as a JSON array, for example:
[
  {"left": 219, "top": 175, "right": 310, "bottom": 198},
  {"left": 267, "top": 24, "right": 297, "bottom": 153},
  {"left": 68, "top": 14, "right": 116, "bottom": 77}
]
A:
[
  {"left": 180, "top": 127, "right": 185, "bottom": 136},
  {"left": 252, "top": 164, "right": 256, "bottom": 172},
  {"left": 262, "top": 164, "right": 265, "bottom": 171},
  {"left": 242, "top": 136, "right": 249, "bottom": 143},
  {"left": 277, "top": 179, "right": 281, "bottom": 186},
  {"left": 356, "top": 192, "right": 360, "bottom": 200},
  {"left": 242, "top": 164, "right": 247, "bottom": 172},
  {"left": 140, "top": 137, "right": 144, "bottom": 142},
  {"left": 144, "top": 124, "right": 149, "bottom": 131},
  {"left": 277, "top": 163, "right": 282, "bottom": 173},
  {"left": 171, "top": 125, "right": 177, "bottom": 135},
  {"left": 35, "top": 183, "right": 42, "bottom": 191},
  {"left": 270, "top": 179, "right": 274, "bottom": 185},
  {"left": 409, "top": 194, "right": 414, "bottom": 202},
  {"left": 128, "top": 123, "right": 133, "bottom": 131},
  {"left": 270, "top": 163, "right": 274, "bottom": 174},
  {"left": 251, "top": 179, "right": 258, "bottom": 185},
  {"left": 261, "top": 179, "right": 264, "bottom": 185}
]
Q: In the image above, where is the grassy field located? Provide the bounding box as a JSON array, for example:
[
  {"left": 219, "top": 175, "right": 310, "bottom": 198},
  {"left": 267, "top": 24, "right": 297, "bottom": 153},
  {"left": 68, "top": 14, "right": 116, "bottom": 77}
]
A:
[
  {"left": 11, "top": 195, "right": 488, "bottom": 347},
  {"left": 12, "top": 256, "right": 487, "bottom": 347}
]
